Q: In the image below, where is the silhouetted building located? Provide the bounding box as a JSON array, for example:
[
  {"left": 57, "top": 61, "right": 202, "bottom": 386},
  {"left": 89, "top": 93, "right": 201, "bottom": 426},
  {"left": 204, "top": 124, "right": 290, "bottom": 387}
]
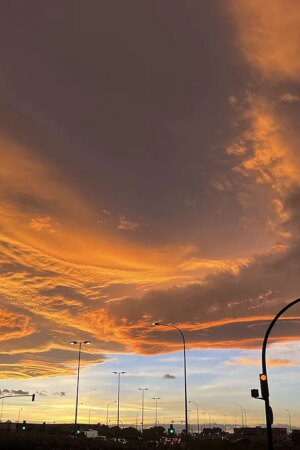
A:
[{"left": 234, "top": 427, "right": 287, "bottom": 443}]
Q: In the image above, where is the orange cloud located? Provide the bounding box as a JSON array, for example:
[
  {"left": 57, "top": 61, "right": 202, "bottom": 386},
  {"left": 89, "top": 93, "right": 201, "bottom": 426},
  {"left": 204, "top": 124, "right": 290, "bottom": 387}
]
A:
[
  {"left": 281, "top": 93, "right": 300, "bottom": 103},
  {"left": 178, "top": 257, "right": 250, "bottom": 274},
  {"left": 226, "top": 93, "right": 300, "bottom": 243},
  {"left": 0, "top": 308, "right": 35, "bottom": 342},
  {"left": 225, "top": 356, "right": 296, "bottom": 367},
  {"left": 1, "top": 92, "right": 300, "bottom": 379},
  {"left": 30, "top": 216, "right": 57, "bottom": 233},
  {"left": 230, "top": 0, "right": 300, "bottom": 80},
  {"left": 228, "top": 96, "right": 300, "bottom": 193}
]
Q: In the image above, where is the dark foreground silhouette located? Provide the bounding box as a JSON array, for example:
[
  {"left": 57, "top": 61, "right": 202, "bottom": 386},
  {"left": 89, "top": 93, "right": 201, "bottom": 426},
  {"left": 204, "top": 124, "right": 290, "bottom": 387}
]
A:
[{"left": 0, "top": 433, "right": 297, "bottom": 450}]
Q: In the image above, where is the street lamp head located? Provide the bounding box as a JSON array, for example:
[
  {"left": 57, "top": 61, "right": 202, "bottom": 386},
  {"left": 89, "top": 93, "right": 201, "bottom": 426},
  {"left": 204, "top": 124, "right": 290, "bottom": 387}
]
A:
[
  {"left": 69, "top": 341, "right": 78, "bottom": 345},
  {"left": 83, "top": 340, "right": 91, "bottom": 344},
  {"left": 151, "top": 322, "right": 161, "bottom": 326}
]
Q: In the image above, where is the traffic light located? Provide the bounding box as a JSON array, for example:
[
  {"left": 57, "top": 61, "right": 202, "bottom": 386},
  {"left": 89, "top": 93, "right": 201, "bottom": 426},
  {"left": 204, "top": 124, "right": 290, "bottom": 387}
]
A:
[
  {"left": 251, "top": 389, "right": 259, "bottom": 398},
  {"left": 168, "top": 424, "right": 176, "bottom": 437},
  {"left": 32, "top": 394, "right": 35, "bottom": 402},
  {"left": 76, "top": 429, "right": 81, "bottom": 436},
  {"left": 259, "top": 373, "right": 269, "bottom": 399},
  {"left": 21, "top": 420, "right": 27, "bottom": 431}
]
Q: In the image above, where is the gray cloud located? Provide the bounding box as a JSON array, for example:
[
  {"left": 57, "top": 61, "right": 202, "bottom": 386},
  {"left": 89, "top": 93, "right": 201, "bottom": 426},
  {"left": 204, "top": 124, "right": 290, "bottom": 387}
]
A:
[
  {"left": 0, "top": 389, "right": 29, "bottom": 396},
  {"left": 36, "top": 391, "right": 47, "bottom": 397},
  {"left": 163, "top": 374, "right": 176, "bottom": 379}
]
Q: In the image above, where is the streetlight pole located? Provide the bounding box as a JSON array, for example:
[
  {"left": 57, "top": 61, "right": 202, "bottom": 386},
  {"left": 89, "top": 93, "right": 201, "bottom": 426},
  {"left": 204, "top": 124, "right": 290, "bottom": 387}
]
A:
[
  {"left": 138, "top": 388, "right": 149, "bottom": 434},
  {"left": 207, "top": 411, "right": 211, "bottom": 428},
  {"left": 152, "top": 397, "right": 161, "bottom": 427},
  {"left": 187, "top": 410, "right": 191, "bottom": 433},
  {"left": 285, "top": 409, "right": 292, "bottom": 433},
  {"left": 17, "top": 408, "right": 22, "bottom": 423},
  {"left": 234, "top": 403, "right": 244, "bottom": 428},
  {"left": 106, "top": 401, "right": 116, "bottom": 426},
  {"left": 152, "top": 322, "right": 188, "bottom": 448},
  {"left": 0, "top": 398, "right": 4, "bottom": 422},
  {"left": 70, "top": 340, "right": 91, "bottom": 434},
  {"left": 189, "top": 401, "right": 199, "bottom": 435},
  {"left": 136, "top": 409, "right": 140, "bottom": 430},
  {"left": 0, "top": 394, "right": 35, "bottom": 424},
  {"left": 243, "top": 409, "right": 247, "bottom": 427},
  {"left": 202, "top": 411, "right": 206, "bottom": 430},
  {"left": 260, "top": 298, "right": 300, "bottom": 450},
  {"left": 113, "top": 371, "right": 126, "bottom": 441}
]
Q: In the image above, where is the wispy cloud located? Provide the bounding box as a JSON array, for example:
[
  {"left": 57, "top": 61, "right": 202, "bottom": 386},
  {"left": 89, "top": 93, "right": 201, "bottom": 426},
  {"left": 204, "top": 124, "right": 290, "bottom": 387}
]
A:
[
  {"left": 230, "top": 0, "right": 300, "bottom": 80},
  {"left": 53, "top": 391, "right": 66, "bottom": 396},
  {"left": 118, "top": 215, "right": 140, "bottom": 231},
  {"left": 280, "top": 93, "right": 300, "bottom": 103},
  {"left": 225, "top": 356, "right": 297, "bottom": 367},
  {"left": 0, "top": 389, "right": 29, "bottom": 395}
]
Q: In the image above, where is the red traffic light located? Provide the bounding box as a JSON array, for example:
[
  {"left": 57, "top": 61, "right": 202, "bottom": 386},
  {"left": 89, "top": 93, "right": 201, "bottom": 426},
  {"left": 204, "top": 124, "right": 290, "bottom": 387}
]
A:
[{"left": 259, "top": 373, "right": 269, "bottom": 399}]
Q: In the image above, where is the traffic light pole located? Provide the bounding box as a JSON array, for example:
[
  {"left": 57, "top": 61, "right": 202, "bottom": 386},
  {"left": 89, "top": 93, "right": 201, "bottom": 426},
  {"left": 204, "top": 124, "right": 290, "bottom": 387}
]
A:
[
  {"left": 0, "top": 394, "right": 35, "bottom": 426},
  {"left": 0, "top": 394, "right": 35, "bottom": 401},
  {"left": 260, "top": 297, "right": 300, "bottom": 450}
]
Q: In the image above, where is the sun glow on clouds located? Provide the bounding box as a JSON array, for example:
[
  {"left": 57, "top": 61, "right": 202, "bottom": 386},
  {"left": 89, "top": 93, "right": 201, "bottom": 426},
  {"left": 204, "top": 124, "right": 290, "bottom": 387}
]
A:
[
  {"left": 0, "top": 138, "right": 257, "bottom": 377},
  {"left": 226, "top": 356, "right": 296, "bottom": 367},
  {"left": 1, "top": 124, "right": 300, "bottom": 377},
  {"left": 1, "top": 0, "right": 300, "bottom": 388},
  {"left": 230, "top": 0, "right": 300, "bottom": 81}
]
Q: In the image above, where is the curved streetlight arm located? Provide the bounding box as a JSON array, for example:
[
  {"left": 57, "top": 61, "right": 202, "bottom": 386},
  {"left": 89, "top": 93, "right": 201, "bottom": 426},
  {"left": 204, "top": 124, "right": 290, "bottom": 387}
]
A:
[
  {"left": 152, "top": 322, "right": 188, "bottom": 448},
  {"left": 259, "top": 298, "right": 300, "bottom": 450},
  {"left": 164, "top": 325, "right": 188, "bottom": 442},
  {"left": 189, "top": 401, "right": 199, "bottom": 434},
  {"left": 262, "top": 298, "right": 300, "bottom": 374},
  {"left": 106, "top": 400, "right": 116, "bottom": 426},
  {"left": 234, "top": 403, "right": 244, "bottom": 428}
]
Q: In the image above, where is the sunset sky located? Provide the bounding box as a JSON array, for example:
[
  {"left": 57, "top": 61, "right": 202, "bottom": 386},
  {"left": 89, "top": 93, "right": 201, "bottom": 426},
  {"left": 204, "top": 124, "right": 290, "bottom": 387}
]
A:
[{"left": 1, "top": 0, "right": 300, "bottom": 430}]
